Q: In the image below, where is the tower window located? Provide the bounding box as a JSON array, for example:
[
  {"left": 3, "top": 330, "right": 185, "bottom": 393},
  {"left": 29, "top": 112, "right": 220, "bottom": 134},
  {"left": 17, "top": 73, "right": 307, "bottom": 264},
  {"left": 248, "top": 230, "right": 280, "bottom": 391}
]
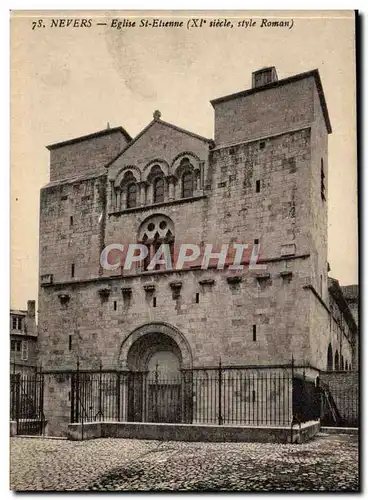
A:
[
  {"left": 196, "top": 292, "right": 200, "bottom": 304},
  {"left": 252, "top": 390, "right": 256, "bottom": 403},
  {"left": 127, "top": 182, "right": 137, "bottom": 209},
  {"left": 153, "top": 177, "right": 164, "bottom": 204},
  {"left": 182, "top": 171, "right": 194, "bottom": 198},
  {"left": 71, "top": 264, "right": 75, "bottom": 278},
  {"left": 69, "top": 335, "right": 72, "bottom": 351},
  {"left": 70, "top": 216, "right": 74, "bottom": 227},
  {"left": 253, "top": 325, "right": 257, "bottom": 341},
  {"left": 114, "top": 301, "right": 117, "bottom": 311},
  {"left": 256, "top": 180, "right": 261, "bottom": 193},
  {"left": 153, "top": 297, "right": 157, "bottom": 308},
  {"left": 321, "top": 159, "right": 326, "bottom": 201}
]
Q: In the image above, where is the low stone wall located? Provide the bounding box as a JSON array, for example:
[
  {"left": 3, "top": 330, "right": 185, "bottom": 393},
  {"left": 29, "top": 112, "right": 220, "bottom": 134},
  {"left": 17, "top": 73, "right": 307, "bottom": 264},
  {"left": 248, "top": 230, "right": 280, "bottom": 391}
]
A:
[
  {"left": 10, "top": 421, "right": 17, "bottom": 437},
  {"left": 321, "top": 426, "right": 359, "bottom": 435},
  {"left": 67, "top": 420, "right": 320, "bottom": 444}
]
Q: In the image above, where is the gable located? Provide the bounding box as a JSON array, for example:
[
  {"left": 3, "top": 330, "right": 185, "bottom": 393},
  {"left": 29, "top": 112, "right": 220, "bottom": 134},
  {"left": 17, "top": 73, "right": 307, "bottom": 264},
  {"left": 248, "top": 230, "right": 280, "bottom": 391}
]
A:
[{"left": 107, "top": 120, "right": 210, "bottom": 180}]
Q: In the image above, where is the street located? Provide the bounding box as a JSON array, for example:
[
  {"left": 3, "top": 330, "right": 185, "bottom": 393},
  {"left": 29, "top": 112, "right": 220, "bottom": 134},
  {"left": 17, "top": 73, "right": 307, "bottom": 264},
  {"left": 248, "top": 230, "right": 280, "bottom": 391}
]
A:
[{"left": 10, "top": 432, "right": 359, "bottom": 492}]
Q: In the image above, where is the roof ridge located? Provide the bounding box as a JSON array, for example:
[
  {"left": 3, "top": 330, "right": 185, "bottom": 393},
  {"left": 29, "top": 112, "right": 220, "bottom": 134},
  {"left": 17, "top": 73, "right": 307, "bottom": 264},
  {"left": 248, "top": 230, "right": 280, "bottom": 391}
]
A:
[
  {"left": 105, "top": 118, "right": 212, "bottom": 169},
  {"left": 46, "top": 126, "right": 132, "bottom": 151}
]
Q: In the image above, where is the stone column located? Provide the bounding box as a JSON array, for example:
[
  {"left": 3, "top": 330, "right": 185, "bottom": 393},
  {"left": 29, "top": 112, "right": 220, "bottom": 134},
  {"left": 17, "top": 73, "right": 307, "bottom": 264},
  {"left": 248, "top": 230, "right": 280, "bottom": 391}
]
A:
[
  {"left": 199, "top": 161, "right": 205, "bottom": 189},
  {"left": 109, "top": 181, "right": 115, "bottom": 211},
  {"left": 139, "top": 181, "right": 147, "bottom": 206},
  {"left": 116, "top": 189, "right": 121, "bottom": 211},
  {"left": 167, "top": 175, "right": 175, "bottom": 201},
  {"left": 147, "top": 183, "right": 153, "bottom": 206}
]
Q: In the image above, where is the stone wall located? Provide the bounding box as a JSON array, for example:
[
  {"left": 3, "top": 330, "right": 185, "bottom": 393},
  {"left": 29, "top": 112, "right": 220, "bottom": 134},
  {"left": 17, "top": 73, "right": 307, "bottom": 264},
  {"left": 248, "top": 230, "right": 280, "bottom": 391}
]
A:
[
  {"left": 43, "top": 373, "right": 71, "bottom": 437},
  {"left": 212, "top": 76, "right": 315, "bottom": 145},
  {"left": 49, "top": 129, "right": 129, "bottom": 182},
  {"left": 320, "top": 371, "right": 358, "bottom": 425}
]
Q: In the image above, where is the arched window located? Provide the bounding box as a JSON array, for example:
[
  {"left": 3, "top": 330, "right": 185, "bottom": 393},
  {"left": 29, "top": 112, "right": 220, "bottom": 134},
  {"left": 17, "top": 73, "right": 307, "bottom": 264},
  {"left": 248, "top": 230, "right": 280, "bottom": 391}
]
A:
[
  {"left": 327, "top": 344, "right": 333, "bottom": 371},
  {"left": 127, "top": 183, "right": 137, "bottom": 209},
  {"left": 153, "top": 177, "right": 164, "bottom": 204},
  {"left": 334, "top": 350, "right": 339, "bottom": 371},
  {"left": 182, "top": 171, "right": 194, "bottom": 198},
  {"left": 138, "top": 215, "right": 175, "bottom": 271}
]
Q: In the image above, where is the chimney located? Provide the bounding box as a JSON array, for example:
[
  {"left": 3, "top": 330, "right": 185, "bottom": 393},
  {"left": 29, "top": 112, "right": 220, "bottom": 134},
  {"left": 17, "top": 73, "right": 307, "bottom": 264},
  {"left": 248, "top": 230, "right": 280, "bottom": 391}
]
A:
[
  {"left": 27, "top": 300, "right": 36, "bottom": 317},
  {"left": 252, "top": 67, "right": 278, "bottom": 89}
]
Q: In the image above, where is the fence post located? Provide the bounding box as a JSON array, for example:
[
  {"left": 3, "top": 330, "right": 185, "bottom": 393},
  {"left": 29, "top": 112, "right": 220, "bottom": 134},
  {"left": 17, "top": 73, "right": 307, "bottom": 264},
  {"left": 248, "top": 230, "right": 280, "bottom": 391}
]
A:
[
  {"left": 218, "top": 358, "right": 223, "bottom": 425},
  {"left": 290, "top": 355, "right": 294, "bottom": 442},
  {"left": 98, "top": 360, "right": 103, "bottom": 421},
  {"left": 15, "top": 373, "right": 20, "bottom": 435},
  {"left": 75, "top": 357, "right": 80, "bottom": 424},
  {"left": 154, "top": 363, "right": 159, "bottom": 423},
  {"left": 116, "top": 371, "right": 121, "bottom": 421}
]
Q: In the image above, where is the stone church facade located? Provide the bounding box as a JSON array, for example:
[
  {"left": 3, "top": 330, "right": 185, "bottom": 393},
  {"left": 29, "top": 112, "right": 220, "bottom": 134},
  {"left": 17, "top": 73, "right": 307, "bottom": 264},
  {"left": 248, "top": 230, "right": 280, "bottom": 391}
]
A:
[{"left": 37, "top": 67, "right": 358, "bottom": 434}]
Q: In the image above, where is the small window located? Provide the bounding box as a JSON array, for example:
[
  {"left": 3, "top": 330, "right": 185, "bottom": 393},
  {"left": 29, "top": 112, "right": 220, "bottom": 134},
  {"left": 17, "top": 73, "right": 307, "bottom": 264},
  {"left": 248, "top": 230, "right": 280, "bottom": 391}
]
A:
[
  {"left": 114, "top": 301, "right": 117, "bottom": 311},
  {"left": 196, "top": 292, "right": 200, "bottom": 304},
  {"left": 321, "top": 159, "right": 326, "bottom": 201},
  {"left": 17, "top": 317, "right": 22, "bottom": 330},
  {"left": 16, "top": 341, "right": 21, "bottom": 352},
  {"left": 182, "top": 171, "right": 194, "bottom": 198},
  {"left": 68, "top": 335, "right": 72, "bottom": 351},
  {"left": 127, "top": 183, "right": 137, "bottom": 209},
  {"left": 253, "top": 325, "right": 257, "bottom": 341},
  {"left": 259, "top": 141, "right": 265, "bottom": 150},
  {"left": 256, "top": 180, "right": 261, "bottom": 193},
  {"left": 153, "top": 178, "right": 164, "bottom": 204},
  {"left": 70, "top": 216, "right": 74, "bottom": 227},
  {"left": 153, "top": 297, "right": 157, "bottom": 308},
  {"left": 254, "top": 239, "right": 259, "bottom": 245},
  {"left": 21, "top": 340, "right": 28, "bottom": 361},
  {"left": 71, "top": 263, "right": 75, "bottom": 278},
  {"left": 11, "top": 340, "right": 16, "bottom": 351},
  {"left": 12, "top": 317, "right": 17, "bottom": 330},
  {"left": 252, "top": 390, "right": 256, "bottom": 403}
]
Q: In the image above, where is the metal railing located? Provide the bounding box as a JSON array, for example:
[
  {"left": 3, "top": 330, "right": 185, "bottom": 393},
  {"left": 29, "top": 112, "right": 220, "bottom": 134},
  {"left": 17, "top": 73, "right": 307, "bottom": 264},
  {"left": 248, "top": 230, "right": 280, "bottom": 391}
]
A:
[
  {"left": 70, "top": 361, "right": 298, "bottom": 427},
  {"left": 10, "top": 370, "right": 45, "bottom": 435}
]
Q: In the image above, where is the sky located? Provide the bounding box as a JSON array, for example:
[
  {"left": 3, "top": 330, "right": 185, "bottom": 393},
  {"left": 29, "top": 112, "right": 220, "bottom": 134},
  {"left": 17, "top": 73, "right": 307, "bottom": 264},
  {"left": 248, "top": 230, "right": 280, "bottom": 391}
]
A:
[{"left": 10, "top": 10, "right": 357, "bottom": 310}]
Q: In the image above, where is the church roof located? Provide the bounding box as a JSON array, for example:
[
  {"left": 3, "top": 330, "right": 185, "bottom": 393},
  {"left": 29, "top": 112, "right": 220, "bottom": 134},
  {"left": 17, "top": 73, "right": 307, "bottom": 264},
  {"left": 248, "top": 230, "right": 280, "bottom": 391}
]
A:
[
  {"left": 105, "top": 116, "right": 212, "bottom": 169},
  {"left": 46, "top": 126, "right": 132, "bottom": 151}
]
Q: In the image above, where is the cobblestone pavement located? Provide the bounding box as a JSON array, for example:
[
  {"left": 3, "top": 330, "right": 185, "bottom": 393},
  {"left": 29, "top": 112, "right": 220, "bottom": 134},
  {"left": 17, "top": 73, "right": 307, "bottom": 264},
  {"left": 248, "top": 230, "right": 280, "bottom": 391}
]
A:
[{"left": 10, "top": 433, "right": 359, "bottom": 492}]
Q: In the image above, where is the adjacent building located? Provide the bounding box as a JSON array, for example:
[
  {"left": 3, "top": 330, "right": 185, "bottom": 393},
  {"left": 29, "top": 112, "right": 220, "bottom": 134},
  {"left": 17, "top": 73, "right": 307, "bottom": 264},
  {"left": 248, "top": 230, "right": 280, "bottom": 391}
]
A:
[{"left": 10, "top": 300, "right": 38, "bottom": 373}]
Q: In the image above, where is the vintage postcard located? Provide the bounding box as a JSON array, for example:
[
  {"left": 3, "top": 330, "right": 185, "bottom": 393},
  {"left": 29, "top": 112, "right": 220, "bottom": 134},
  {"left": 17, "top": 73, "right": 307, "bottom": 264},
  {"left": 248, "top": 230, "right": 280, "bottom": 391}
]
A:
[{"left": 10, "top": 10, "right": 359, "bottom": 492}]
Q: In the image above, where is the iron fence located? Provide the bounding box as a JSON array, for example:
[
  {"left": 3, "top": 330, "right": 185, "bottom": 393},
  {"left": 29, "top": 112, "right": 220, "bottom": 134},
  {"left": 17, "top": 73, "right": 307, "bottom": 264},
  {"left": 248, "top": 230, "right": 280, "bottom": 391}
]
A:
[
  {"left": 70, "top": 362, "right": 298, "bottom": 426},
  {"left": 10, "top": 361, "right": 358, "bottom": 434},
  {"left": 10, "top": 371, "right": 45, "bottom": 435}
]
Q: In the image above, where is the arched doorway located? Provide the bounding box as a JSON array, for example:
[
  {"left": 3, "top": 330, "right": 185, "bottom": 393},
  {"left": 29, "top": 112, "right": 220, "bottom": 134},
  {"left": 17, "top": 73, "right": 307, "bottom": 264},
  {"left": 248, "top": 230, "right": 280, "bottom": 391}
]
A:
[
  {"left": 327, "top": 344, "right": 333, "bottom": 371},
  {"left": 121, "top": 325, "right": 192, "bottom": 423}
]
